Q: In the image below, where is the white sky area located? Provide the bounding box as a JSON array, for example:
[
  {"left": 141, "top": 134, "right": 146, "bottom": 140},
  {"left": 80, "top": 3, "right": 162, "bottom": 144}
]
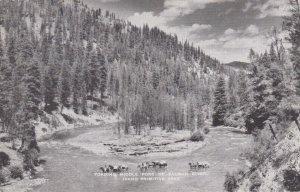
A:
[{"left": 84, "top": 0, "right": 290, "bottom": 63}]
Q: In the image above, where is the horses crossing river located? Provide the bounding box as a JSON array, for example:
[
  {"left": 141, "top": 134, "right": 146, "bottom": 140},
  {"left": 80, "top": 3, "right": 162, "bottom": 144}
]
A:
[{"left": 33, "top": 124, "right": 251, "bottom": 192}]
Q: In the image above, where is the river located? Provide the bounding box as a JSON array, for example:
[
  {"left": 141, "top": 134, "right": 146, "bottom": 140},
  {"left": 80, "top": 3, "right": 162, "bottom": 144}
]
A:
[{"left": 33, "top": 124, "right": 251, "bottom": 192}]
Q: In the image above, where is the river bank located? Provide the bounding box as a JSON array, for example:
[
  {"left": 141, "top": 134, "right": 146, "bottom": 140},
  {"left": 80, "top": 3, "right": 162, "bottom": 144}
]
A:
[
  {"left": 33, "top": 125, "right": 252, "bottom": 192},
  {"left": 1, "top": 120, "right": 251, "bottom": 192},
  {"left": 0, "top": 108, "right": 118, "bottom": 192},
  {"left": 35, "top": 108, "right": 119, "bottom": 140},
  {"left": 0, "top": 143, "right": 46, "bottom": 192},
  {"left": 65, "top": 123, "right": 209, "bottom": 158}
]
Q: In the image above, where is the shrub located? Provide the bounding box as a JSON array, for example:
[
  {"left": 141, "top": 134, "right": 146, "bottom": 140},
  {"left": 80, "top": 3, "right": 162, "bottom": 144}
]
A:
[
  {"left": 203, "top": 127, "right": 210, "bottom": 134},
  {"left": 236, "top": 169, "right": 246, "bottom": 181},
  {"left": 42, "top": 128, "right": 48, "bottom": 133},
  {"left": 23, "top": 149, "right": 39, "bottom": 173},
  {"left": 61, "top": 113, "right": 75, "bottom": 124},
  {"left": 190, "top": 131, "right": 205, "bottom": 142},
  {"left": 249, "top": 171, "right": 262, "bottom": 192},
  {"left": 0, "top": 167, "right": 11, "bottom": 184},
  {"left": 273, "top": 155, "right": 286, "bottom": 168},
  {"left": 51, "top": 117, "right": 60, "bottom": 128},
  {"left": 0, "top": 171, "right": 5, "bottom": 184},
  {"left": 283, "top": 170, "right": 300, "bottom": 191},
  {"left": 224, "top": 172, "right": 238, "bottom": 192},
  {"left": 0, "top": 136, "right": 13, "bottom": 143},
  {"left": 92, "top": 104, "right": 99, "bottom": 110},
  {"left": 40, "top": 113, "right": 50, "bottom": 124},
  {"left": 9, "top": 166, "right": 23, "bottom": 179},
  {"left": 0, "top": 152, "right": 10, "bottom": 168},
  {"left": 224, "top": 112, "right": 245, "bottom": 128},
  {"left": 107, "top": 105, "right": 117, "bottom": 114}
]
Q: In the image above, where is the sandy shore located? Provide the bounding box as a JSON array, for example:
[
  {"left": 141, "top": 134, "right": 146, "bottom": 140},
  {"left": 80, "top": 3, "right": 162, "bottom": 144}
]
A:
[{"left": 66, "top": 125, "right": 208, "bottom": 158}]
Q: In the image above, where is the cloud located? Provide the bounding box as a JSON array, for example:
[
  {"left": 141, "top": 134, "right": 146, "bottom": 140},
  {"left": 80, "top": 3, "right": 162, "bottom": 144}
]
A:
[
  {"left": 191, "top": 24, "right": 212, "bottom": 31},
  {"left": 161, "top": 0, "right": 235, "bottom": 19},
  {"left": 224, "top": 28, "right": 237, "bottom": 35},
  {"left": 225, "top": 8, "right": 233, "bottom": 15},
  {"left": 220, "top": 25, "right": 259, "bottom": 42},
  {"left": 167, "top": 24, "right": 212, "bottom": 41},
  {"left": 243, "top": 2, "right": 252, "bottom": 12},
  {"left": 221, "top": 25, "right": 263, "bottom": 47},
  {"left": 245, "top": 24, "right": 259, "bottom": 35},
  {"left": 198, "top": 39, "right": 222, "bottom": 47},
  {"left": 220, "top": 28, "right": 240, "bottom": 41},
  {"left": 127, "top": 1, "right": 287, "bottom": 63},
  {"left": 196, "top": 24, "right": 269, "bottom": 62},
  {"left": 223, "top": 35, "right": 268, "bottom": 51},
  {"left": 254, "top": 0, "right": 290, "bottom": 18},
  {"left": 128, "top": 12, "right": 168, "bottom": 28},
  {"left": 128, "top": 12, "right": 212, "bottom": 42},
  {"left": 129, "top": 0, "right": 236, "bottom": 28}
]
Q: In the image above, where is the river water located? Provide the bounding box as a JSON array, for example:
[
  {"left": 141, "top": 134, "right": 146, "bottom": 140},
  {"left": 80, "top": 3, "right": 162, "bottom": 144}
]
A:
[{"left": 33, "top": 124, "right": 251, "bottom": 192}]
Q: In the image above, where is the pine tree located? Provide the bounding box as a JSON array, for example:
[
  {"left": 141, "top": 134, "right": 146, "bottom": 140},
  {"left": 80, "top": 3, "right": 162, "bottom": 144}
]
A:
[
  {"left": 87, "top": 50, "right": 100, "bottom": 97},
  {"left": 41, "top": 34, "right": 51, "bottom": 65},
  {"left": 44, "top": 59, "right": 59, "bottom": 113},
  {"left": 0, "top": 58, "right": 12, "bottom": 130},
  {"left": 72, "top": 63, "right": 82, "bottom": 114},
  {"left": 23, "top": 57, "right": 42, "bottom": 120},
  {"left": 59, "top": 62, "right": 71, "bottom": 112},
  {"left": 54, "top": 21, "right": 64, "bottom": 63},
  {"left": 98, "top": 50, "right": 107, "bottom": 99},
  {"left": 7, "top": 33, "right": 17, "bottom": 67},
  {"left": 0, "top": 32, "right": 4, "bottom": 58},
  {"left": 81, "top": 82, "right": 88, "bottom": 116},
  {"left": 284, "top": 0, "right": 300, "bottom": 95},
  {"left": 212, "top": 76, "right": 227, "bottom": 126},
  {"left": 249, "top": 48, "right": 256, "bottom": 62},
  {"left": 244, "top": 48, "right": 287, "bottom": 134},
  {"left": 152, "top": 70, "right": 159, "bottom": 90},
  {"left": 227, "top": 73, "right": 238, "bottom": 113},
  {"left": 269, "top": 43, "right": 277, "bottom": 62},
  {"left": 244, "top": 54, "right": 269, "bottom": 133},
  {"left": 237, "top": 73, "right": 249, "bottom": 108},
  {"left": 86, "top": 39, "right": 93, "bottom": 59}
]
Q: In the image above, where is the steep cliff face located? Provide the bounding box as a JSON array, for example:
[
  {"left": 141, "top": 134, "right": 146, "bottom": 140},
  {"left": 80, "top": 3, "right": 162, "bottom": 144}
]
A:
[{"left": 238, "top": 123, "right": 300, "bottom": 192}]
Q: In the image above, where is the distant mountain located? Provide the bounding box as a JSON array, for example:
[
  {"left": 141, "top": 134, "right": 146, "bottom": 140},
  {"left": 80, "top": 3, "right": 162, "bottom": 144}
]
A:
[{"left": 225, "top": 61, "right": 251, "bottom": 71}]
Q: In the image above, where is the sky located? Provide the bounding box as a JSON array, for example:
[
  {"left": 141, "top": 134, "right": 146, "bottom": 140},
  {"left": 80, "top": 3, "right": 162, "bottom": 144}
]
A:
[{"left": 83, "top": 0, "right": 290, "bottom": 63}]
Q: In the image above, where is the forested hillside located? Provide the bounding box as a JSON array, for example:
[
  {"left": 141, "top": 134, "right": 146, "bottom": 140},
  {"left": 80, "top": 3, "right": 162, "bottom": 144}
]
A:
[
  {"left": 0, "top": 0, "right": 235, "bottom": 142},
  {"left": 223, "top": 1, "right": 300, "bottom": 191}
]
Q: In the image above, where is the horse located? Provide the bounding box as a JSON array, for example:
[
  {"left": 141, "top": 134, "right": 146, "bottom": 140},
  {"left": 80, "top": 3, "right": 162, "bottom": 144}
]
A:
[
  {"left": 109, "top": 165, "right": 120, "bottom": 173},
  {"left": 189, "top": 162, "right": 210, "bottom": 170},
  {"left": 99, "top": 165, "right": 110, "bottom": 173},
  {"left": 146, "top": 162, "right": 156, "bottom": 168},
  {"left": 137, "top": 163, "right": 148, "bottom": 172},
  {"left": 158, "top": 161, "right": 167, "bottom": 168},
  {"left": 153, "top": 161, "right": 167, "bottom": 168},
  {"left": 188, "top": 162, "right": 198, "bottom": 169},
  {"left": 197, "top": 162, "right": 210, "bottom": 168},
  {"left": 118, "top": 165, "right": 129, "bottom": 172},
  {"left": 99, "top": 167, "right": 106, "bottom": 173}
]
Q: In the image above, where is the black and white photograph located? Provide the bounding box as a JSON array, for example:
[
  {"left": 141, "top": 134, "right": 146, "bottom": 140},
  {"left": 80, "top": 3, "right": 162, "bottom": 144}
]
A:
[{"left": 0, "top": 0, "right": 300, "bottom": 191}]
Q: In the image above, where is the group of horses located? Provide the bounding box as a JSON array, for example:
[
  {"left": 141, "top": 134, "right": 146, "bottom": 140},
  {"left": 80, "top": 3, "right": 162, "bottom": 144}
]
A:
[
  {"left": 137, "top": 161, "right": 168, "bottom": 172},
  {"left": 99, "top": 161, "right": 210, "bottom": 173},
  {"left": 99, "top": 165, "right": 129, "bottom": 173},
  {"left": 188, "top": 162, "right": 210, "bottom": 169}
]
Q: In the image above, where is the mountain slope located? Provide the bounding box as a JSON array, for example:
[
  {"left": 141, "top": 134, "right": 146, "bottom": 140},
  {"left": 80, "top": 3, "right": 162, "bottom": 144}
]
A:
[
  {"left": 225, "top": 61, "right": 251, "bottom": 71},
  {"left": 238, "top": 123, "right": 300, "bottom": 192},
  {"left": 0, "top": 0, "right": 228, "bottom": 140}
]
